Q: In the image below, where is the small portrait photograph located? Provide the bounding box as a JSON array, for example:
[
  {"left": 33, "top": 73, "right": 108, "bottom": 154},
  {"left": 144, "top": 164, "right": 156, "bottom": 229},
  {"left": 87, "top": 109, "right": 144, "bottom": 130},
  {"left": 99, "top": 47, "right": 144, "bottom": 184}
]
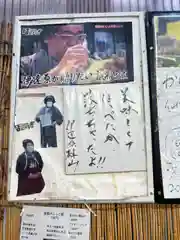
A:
[
  {"left": 9, "top": 86, "right": 65, "bottom": 200},
  {"left": 35, "top": 95, "right": 63, "bottom": 148},
  {"left": 16, "top": 139, "right": 45, "bottom": 196}
]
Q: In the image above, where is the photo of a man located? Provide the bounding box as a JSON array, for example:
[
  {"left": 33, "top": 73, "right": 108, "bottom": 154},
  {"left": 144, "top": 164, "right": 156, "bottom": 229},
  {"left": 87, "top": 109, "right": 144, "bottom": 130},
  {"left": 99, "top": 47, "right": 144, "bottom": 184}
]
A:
[
  {"left": 35, "top": 95, "right": 63, "bottom": 148},
  {"left": 20, "top": 22, "right": 134, "bottom": 88},
  {"left": 16, "top": 139, "right": 45, "bottom": 196},
  {"left": 21, "top": 24, "right": 88, "bottom": 78}
]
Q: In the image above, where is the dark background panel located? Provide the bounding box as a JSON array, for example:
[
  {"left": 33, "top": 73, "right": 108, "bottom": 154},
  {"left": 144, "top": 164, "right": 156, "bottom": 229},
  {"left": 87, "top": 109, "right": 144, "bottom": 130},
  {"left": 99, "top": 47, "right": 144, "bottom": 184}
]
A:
[{"left": 146, "top": 11, "right": 180, "bottom": 204}]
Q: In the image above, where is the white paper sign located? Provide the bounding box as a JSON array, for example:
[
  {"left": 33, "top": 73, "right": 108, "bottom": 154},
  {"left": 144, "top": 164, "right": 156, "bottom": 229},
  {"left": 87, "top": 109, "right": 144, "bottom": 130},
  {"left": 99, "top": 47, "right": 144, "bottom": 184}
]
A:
[
  {"left": 156, "top": 68, "right": 180, "bottom": 198},
  {"left": 20, "top": 205, "right": 90, "bottom": 240},
  {"left": 64, "top": 84, "right": 146, "bottom": 174}
]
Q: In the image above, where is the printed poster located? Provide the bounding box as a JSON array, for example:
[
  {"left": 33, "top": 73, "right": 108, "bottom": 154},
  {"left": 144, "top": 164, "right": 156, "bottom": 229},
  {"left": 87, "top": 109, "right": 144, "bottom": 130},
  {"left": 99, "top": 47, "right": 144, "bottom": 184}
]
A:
[{"left": 19, "top": 22, "right": 134, "bottom": 88}]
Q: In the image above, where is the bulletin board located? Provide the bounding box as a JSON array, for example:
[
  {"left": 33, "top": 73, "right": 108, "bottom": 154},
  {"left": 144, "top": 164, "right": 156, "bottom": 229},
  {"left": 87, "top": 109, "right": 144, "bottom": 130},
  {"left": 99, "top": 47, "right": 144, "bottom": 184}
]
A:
[
  {"left": 146, "top": 11, "right": 180, "bottom": 203},
  {"left": 8, "top": 12, "right": 154, "bottom": 203}
]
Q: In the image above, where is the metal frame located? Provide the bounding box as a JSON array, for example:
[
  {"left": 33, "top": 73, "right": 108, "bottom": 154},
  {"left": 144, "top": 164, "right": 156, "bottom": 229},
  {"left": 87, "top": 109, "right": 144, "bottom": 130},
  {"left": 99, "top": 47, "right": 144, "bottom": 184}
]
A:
[
  {"left": 8, "top": 12, "right": 154, "bottom": 203},
  {"left": 147, "top": 11, "right": 180, "bottom": 204}
]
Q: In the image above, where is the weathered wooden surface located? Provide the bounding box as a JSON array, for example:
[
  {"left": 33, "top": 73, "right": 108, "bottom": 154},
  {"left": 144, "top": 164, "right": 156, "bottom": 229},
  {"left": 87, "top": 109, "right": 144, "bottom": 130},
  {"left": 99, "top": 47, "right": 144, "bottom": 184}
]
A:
[
  {"left": 1, "top": 204, "right": 180, "bottom": 239},
  {"left": 0, "top": 24, "right": 180, "bottom": 240}
]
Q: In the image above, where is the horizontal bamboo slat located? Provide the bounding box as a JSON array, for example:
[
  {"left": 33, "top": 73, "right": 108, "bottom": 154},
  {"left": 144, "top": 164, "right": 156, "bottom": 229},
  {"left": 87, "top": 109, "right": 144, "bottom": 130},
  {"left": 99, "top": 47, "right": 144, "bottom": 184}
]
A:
[
  {"left": 2, "top": 205, "right": 180, "bottom": 240},
  {"left": 0, "top": 23, "right": 179, "bottom": 240}
]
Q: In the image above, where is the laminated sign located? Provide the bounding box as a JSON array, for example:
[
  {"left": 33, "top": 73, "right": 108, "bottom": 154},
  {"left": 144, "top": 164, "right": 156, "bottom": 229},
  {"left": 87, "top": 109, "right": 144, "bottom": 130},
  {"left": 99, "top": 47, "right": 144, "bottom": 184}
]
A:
[
  {"left": 147, "top": 11, "right": 180, "bottom": 203},
  {"left": 20, "top": 205, "right": 90, "bottom": 240},
  {"left": 8, "top": 12, "right": 153, "bottom": 203}
]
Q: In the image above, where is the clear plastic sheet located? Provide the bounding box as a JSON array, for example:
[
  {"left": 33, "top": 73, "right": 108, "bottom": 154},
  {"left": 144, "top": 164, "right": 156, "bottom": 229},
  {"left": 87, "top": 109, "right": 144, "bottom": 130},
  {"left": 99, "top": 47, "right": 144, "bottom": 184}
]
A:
[
  {"left": 8, "top": 13, "right": 153, "bottom": 203},
  {"left": 9, "top": 86, "right": 148, "bottom": 201},
  {"left": 153, "top": 14, "right": 180, "bottom": 200}
]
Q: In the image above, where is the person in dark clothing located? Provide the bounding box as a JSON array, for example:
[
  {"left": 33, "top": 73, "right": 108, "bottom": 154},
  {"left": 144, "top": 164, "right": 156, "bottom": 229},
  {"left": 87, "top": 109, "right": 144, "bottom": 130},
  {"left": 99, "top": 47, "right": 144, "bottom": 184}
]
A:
[
  {"left": 16, "top": 139, "right": 45, "bottom": 196},
  {"left": 35, "top": 95, "right": 63, "bottom": 148}
]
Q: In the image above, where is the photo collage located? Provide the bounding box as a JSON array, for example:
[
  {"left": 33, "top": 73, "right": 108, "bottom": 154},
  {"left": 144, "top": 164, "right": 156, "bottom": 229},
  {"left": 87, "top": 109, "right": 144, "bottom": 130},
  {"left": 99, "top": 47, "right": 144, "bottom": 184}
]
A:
[{"left": 10, "top": 21, "right": 135, "bottom": 199}]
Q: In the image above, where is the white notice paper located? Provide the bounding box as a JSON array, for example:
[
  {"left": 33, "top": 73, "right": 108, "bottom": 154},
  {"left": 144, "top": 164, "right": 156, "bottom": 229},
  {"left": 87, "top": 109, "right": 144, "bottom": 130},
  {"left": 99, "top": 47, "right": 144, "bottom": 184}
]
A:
[
  {"left": 156, "top": 68, "right": 180, "bottom": 198},
  {"left": 64, "top": 84, "right": 145, "bottom": 174},
  {"left": 20, "top": 205, "right": 90, "bottom": 240}
]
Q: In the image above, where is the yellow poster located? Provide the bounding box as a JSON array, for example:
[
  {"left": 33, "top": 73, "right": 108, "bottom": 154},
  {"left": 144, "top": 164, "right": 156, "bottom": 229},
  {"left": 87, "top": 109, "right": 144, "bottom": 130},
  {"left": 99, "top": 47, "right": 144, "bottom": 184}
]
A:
[{"left": 167, "top": 21, "right": 180, "bottom": 40}]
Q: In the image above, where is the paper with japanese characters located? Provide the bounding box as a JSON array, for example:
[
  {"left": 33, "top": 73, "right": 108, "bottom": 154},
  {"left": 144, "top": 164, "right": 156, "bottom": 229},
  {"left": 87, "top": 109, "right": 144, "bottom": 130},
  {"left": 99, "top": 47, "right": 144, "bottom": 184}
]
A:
[
  {"left": 20, "top": 205, "right": 90, "bottom": 240},
  {"left": 156, "top": 68, "right": 180, "bottom": 198},
  {"left": 64, "top": 84, "right": 145, "bottom": 174},
  {"left": 154, "top": 14, "right": 180, "bottom": 199},
  {"left": 8, "top": 14, "right": 153, "bottom": 202}
]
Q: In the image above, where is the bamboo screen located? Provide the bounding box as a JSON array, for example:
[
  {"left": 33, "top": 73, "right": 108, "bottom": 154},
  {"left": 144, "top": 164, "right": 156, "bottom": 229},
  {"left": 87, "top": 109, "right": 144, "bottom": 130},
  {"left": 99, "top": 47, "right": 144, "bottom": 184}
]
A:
[{"left": 0, "top": 23, "right": 180, "bottom": 240}]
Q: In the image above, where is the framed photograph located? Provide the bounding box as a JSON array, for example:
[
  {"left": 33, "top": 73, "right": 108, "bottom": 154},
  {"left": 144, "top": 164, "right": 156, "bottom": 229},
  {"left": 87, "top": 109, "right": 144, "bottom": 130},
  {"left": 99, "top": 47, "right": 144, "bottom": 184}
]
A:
[
  {"left": 147, "top": 11, "right": 180, "bottom": 203},
  {"left": 8, "top": 12, "right": 154, "bottom": 203}
]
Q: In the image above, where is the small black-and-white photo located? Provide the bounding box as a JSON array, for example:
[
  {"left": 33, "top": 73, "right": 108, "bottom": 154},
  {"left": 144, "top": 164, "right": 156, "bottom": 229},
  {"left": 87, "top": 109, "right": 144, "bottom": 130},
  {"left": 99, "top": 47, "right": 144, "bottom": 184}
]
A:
[
  {"left": 35, "top": 95, "right": 64, "bottom": 148},
  {"left": 16, "top": 139, "right": 45, "bottom": 196}
]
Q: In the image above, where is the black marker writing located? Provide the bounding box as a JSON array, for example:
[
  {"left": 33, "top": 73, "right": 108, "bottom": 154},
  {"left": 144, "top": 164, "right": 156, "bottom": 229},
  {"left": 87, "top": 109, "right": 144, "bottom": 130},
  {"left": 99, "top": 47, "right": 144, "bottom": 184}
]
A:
[
  {"left": 104, "top": 133, "right": 119, "bottom": 144},
  {"left": 163, "top": 76, "right": 176, "bottom": 89},
  {"left": 169, "top": 184, "right": 180, "bottom": 193},
  {"left": 83, "top": 89, "right": 106, "bottom": 168},
  {"left": 66, "top": 120, "right": 79, "bottom": 171},
  {"left": 120, "top": 87, "right": 137, "bottom": 151},
  {"left": 165, "top": 99, "right": 180, "bottom": 112},
  {"left": 120, "top": 87, "right": 135, "bottom": 104},
  {"left": 104, "top": 93, "right": 119, "bottom": 147}
]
